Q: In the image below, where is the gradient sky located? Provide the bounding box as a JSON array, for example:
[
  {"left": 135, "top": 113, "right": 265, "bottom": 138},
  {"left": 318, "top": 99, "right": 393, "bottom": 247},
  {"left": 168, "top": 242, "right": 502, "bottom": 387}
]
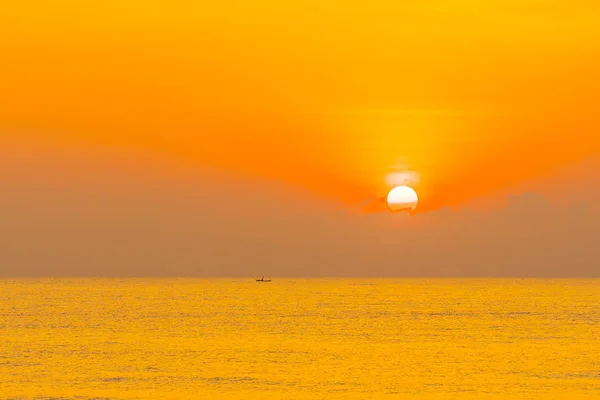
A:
[{"left": 1, "top": 1, "right": 599, "bottom": 276}]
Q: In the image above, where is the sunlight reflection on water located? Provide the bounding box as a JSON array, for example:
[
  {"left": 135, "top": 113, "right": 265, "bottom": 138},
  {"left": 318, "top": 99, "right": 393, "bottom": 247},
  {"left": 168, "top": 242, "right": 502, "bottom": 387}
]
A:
[{"left": 1, "top": 279, "right": 599, "bottom": 399}]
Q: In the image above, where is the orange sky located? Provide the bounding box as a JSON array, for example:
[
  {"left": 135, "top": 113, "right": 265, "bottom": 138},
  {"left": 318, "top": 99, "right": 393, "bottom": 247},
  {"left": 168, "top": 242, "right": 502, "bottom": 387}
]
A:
[{"left": 2, "top": 0, "right": 600, "bottom": 212}]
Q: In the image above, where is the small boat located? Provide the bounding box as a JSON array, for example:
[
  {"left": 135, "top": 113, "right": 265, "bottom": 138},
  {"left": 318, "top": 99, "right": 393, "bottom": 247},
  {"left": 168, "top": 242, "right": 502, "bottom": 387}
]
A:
[{"left": 256, "top": 276, "right": 272, "bottom": 282}]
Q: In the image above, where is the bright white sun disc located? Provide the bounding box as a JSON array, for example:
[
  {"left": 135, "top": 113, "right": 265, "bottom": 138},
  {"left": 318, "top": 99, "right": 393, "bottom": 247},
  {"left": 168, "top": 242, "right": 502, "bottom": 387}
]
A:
[{"left": 387, "top": 186, "right": 418, "bottom": 212}]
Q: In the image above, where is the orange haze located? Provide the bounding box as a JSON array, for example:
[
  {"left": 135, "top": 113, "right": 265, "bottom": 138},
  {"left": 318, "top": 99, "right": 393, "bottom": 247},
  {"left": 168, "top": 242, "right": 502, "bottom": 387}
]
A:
[{"left": 1, "top": 1, "right": 600, "bottom": 211}]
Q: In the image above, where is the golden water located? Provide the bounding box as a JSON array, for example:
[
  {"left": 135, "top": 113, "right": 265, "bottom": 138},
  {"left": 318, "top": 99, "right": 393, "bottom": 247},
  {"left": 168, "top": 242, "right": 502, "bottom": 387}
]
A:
[{"left": 2, "top": 279, "right": 599, "bottom": 399}]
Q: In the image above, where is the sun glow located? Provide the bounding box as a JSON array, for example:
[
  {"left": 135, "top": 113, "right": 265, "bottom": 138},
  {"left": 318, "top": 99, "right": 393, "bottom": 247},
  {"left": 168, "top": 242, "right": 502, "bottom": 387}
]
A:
[{"left": 387, "top": 186, "right": 419, "bottom": 212}]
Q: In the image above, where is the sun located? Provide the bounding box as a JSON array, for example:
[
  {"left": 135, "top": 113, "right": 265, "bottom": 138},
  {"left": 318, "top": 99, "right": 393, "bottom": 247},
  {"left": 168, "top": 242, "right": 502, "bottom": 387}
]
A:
[{"left": 387, "top": 186, "right": 418, "bottom": 212}]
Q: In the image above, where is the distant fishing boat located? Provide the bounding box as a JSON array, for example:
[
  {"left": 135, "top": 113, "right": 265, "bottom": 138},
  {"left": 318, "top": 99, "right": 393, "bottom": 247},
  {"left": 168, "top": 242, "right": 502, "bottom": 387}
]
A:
[{"left": 256, "top": 276, "right": 271, "bottom": 282}]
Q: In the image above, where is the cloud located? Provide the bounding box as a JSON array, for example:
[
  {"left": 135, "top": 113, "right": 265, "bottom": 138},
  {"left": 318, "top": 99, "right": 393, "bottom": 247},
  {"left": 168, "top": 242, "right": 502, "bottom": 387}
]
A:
[
  {"left": 1, "top": 144, "right": 598, "bottom": 277},
  {"left": 386, "top": 159, "right": 420, "bottom": 184},
  {"left": 384, "top": 171, "right": 421, "bottom": 188}
]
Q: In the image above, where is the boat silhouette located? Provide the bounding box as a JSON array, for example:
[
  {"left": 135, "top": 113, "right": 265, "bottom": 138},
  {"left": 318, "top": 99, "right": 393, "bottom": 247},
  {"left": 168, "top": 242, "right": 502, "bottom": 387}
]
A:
[{"left": 256, "top": 276, "right": 272, "bottom": 282}]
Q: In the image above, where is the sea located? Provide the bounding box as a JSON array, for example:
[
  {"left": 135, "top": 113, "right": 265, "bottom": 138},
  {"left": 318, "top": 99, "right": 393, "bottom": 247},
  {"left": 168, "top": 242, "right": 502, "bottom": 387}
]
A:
[{"left": 1, "top": 279, "right": 599, "bottom": 399}]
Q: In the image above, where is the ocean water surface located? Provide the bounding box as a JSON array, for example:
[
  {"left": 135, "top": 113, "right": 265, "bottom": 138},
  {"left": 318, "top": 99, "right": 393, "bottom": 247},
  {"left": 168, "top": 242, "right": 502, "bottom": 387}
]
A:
[{"left": 1, "top": 279, "right": 599, "bottom": 399}]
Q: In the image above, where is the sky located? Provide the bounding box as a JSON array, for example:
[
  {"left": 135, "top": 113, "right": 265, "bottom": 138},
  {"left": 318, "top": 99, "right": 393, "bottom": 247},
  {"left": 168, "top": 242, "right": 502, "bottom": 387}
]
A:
[{"left": 1, "top": 1, "right": 599, "bottom": 276}]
